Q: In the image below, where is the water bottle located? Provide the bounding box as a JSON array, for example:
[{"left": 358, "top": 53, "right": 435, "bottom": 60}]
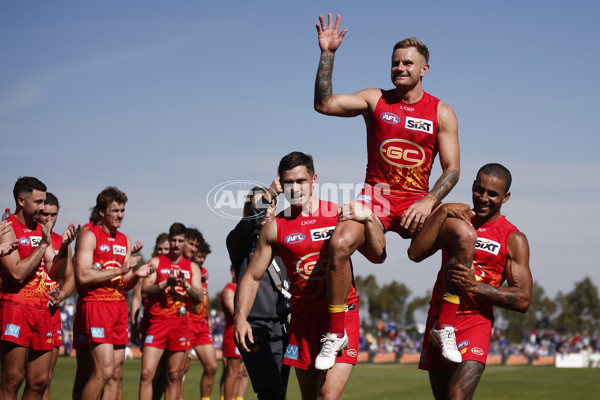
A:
[{"left": 1, "top": 208, "right": 10, "bottom": 221}]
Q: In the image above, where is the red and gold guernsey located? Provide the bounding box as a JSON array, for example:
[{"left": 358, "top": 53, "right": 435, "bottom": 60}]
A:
[
  {"left": 189, "top": 267, "right": 209, "bottom": 323},
  {"left": 146, "top": 255, "right": 193, "bottom": 318},
  {"left": 0, "top": 214, "right": 50, "bottom": 309},
  {"left": 44, "top": 232, "right": 63, "bottom": 295},
  {"left": 219, "top": 282, "right": 237, "bottom": 327},
  {"left": 430, "top": 216, "right": 518, "bottom": 321},
  {"left": 276, "top": 200, "right": 359, "bottom": 310},
  {"left": 365, "top": 90, "right": 440, "bottom": 195},
  {"left": 81, "top": 224, "right": 129, "bottom": 302}
]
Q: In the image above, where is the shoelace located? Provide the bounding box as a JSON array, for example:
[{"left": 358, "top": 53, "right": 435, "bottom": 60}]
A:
[
  {"left": 442, "top": 329, "right": 458, "bottom": 349},
  {"left": 319, "top": 334, "right": 338, "bottom": 356}
]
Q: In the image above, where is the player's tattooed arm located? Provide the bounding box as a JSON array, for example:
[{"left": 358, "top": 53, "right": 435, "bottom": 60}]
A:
[
  {"left": 449, "top": 231, "right": 532, "bottom": 312},
  {"left": 315, "top": 54, "right": 334, "bottom": 103},
  {"left": 427, "top": 169, "right": 459, "bottom": 203}
]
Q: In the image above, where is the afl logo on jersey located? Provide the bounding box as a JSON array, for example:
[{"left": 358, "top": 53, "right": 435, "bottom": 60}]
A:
[
  {"left": 99, "top": 245, "right": 110, "bottom": 252},
  {"left": 285, "top": 233, "right": 305, "bottom": 244},
  {"left": 295, "top": 251, "right": 328, "bottom": 280},
  {"left": 380, "top": 112, "right": 400, "bottom": 124},
  {"left": 19, "top": 237, "right": 30, "bottom": 246},
  {"left": 380, "top": 139, "right": 425, "bottom": 168}
]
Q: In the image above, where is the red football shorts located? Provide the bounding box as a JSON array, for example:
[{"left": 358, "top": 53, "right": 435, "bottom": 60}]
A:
[
  {"left": 0, "top": 304, "right": 54, "bottom": 351},
  {"left": 142, "top": 315, "right": 191, "bottom": 351},
  {"left": 356, "top": 184, "right": 425, "bottom": 235},
  {"left": 81, "top": 301, "right": 129, "bottom": 346},
  {"left": 284, "top": 304, "right": 359, "bottom": 370},
  {"left": 190, "top": 318, "right": 214, "bottom": 347},
  {"left": 419, "top": 312, "right": 492, "bottom": 370},
  {"left": 50, "top": 309, "right": 63, "bottom": 347},
  {"left": 222, "top": 324, "right": 241, "bottom": 359},
  {"left": 73, "top": 299, "right": 87, "bottom": 349}
]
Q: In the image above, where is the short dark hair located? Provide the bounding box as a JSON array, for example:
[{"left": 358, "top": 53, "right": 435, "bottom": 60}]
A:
[
  {"left": 45, "top": 192, "right": 60, "bottom": 209},
  {"left": 278, "top": 151, "right": 315, "bottom": 178},
  {"left": 198, "top": 240, "right": 212, "bottom": 255},
  {"left": 393, "top": 37, "right": 430, "bottom": 63},
  {"left": 477, "top": 163, "right": 512, "bottom": 192},
  {"left": 185, "top": 227, "right": 204, "bottom": 244},
  {"left": 13, "top": 177, "right": 46, "bottom": 202},
  {"left": 95, "top": 186, "right": 128, "bottom": 212},
  {"left": 169, "top": 222, "right": 187, "bottom": 238},
  {"left": 152, "top": 232, "right": 169, "bottom": 257}
]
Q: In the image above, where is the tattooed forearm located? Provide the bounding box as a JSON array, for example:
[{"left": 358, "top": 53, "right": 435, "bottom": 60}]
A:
[
  {"left": 475, "top": 282, "right": 527, "bottom": 312},
  {"left": 428, "top": 169, "right": 459, "bottom": 202},
  {"left": 315, "top": 54, "right": 334, "bottom": 103}
]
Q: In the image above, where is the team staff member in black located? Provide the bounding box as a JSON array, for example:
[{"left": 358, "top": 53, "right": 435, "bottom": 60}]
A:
[{"left": 227, "top": 178, "right": 290, "bottom": 400}]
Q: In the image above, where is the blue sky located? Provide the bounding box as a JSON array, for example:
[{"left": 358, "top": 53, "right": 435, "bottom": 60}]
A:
[{"left": 1, "top": 1, "right": 599, "bottom": 303}]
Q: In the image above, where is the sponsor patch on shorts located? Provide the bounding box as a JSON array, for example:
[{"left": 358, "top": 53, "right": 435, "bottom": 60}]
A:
[
  {"left": 284, "top": 344, "right": 299, "bottom": 361},
  {"left": 91, "top": 327, "right": 105, "bottom": 338},
  {"left": 145, "top": 335, "right": 154, "bottom": 344},
  {"left": 420, "top": 347, "right": 427, "bottom": 363},
  {"left": 356, "top": 194, "right": 372, "bottom": 203},
  {"left": 4, "top": 324, "right": 20, "bottom": 338}
]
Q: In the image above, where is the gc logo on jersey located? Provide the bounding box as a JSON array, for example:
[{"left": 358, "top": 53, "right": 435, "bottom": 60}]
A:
[
  {"left": 295, "top": 251, "right": 328, "bottom": 280},
  {"left": 379, "top": 139, "right": 425, "bottom": 168},
  {"left": 113, "top": 245, "right": 126, "bottom": 256},
  {"left": 310, "top": 226, "right": 335, "bottom": 242},
  {"left": 405, "top": 116, "right": 433, "bottom": 134},
  {"left": 285, "top": 233, "right": 305, "bottom": 244},
  {"left": 381, "top": 112, "right": 400, "bottom": 124},
  {"left": 475, "top": 238, "right": 501, "bottom": 255}
]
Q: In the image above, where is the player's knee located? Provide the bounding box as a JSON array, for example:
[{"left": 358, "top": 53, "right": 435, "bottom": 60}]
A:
[
  {"left": 329, "top": 231, "right": 355, "bottom": 258},
  {"left": 167, "top": 368, "right": 184, "bottom": 384},
  {"left": 204, "top": 360, "right": 218, "bottom": 376},
  {"left": 139, "top": 367, "right": 155, "bottom": 383},
  {"left": 2, "top": 370, "right": 26, "bottom": 393}
]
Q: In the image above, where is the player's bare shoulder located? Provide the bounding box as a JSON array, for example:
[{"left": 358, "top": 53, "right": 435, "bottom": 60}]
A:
[{"left": 436, "top": 100, "right": 458, "bottom": 127}]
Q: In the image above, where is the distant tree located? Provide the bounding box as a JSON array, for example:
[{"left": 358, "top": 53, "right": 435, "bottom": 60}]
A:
[
  {"left": 553, "top": 277, "right": 600, "bottom": 334},
  {"left": 405, "top": 292, "right": 432, "bottom": 326},
  {"left": 354, "top": 274, "right": 380, "bottom": 327},
  {"left": 368, "top": 281, "right": 411, "bottom": 325}
]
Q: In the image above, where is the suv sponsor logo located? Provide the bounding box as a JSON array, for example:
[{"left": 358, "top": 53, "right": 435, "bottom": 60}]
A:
[
  {"left": 4, "top": 324, "right": 20, "bottom": 338},
  {"left": 380, "top": 139, "right": 425, "bottom": 168},
  {"left": 475, "top": 238, "right": 501, "bottom": 255},
  {"left": 310, "top": 226, "right": 335, "bottom": 242},
  {"left": 381, "top": 112, "right": 400, "bottom": 124},
  {"left": 295, "top": 251, "right": 328, "bottom": 280},
  {"left": 284, "top": 344, "right": 299, "bottom": 360},
  {"left": 285, "top": 233, "right": 305, "bottom": 244},
  {"left": 405, "top": 116, "right": 433, "bottom": 134},
  {"left": 99, "top": 244, "right": 110, "bottom": 252},
  {"left": 91, "top": 328, "right": 105, "bottom": 338},
  {"left": 113, "top": 245, "right": 126, "bottom": 256}
]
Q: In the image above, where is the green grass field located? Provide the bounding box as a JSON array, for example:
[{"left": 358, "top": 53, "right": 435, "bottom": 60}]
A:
[{"left": 46, "top": 357, "right": 600, "bottom": 399}]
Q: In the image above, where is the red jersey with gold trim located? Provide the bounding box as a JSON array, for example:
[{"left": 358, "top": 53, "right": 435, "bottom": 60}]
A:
[
  {"left": 0, "top": 215, "right": 50, "bottom": 309},
  {"left": 276, "top": 200, "right": 358, "bottom": 310},
  {"left": 219, "top": 282, "right": 237, "bottom": 327},
  {"left": 429, "top": 216, "right": 518, "bottom": 321},
  {"left": 145, "top": 255, "right": 193, "bottom": 318},
  {"left": 80, "top": 224, "right": 129, "bottom": 302},
  {"left": 365, "top": 90, "right": 440, "bottom": 195},
  {"left": 45, "top": 232, "right": 62, "bottom": 294},
  {"left": 189, "top": 267, "right": 208, "bottom": 323}
]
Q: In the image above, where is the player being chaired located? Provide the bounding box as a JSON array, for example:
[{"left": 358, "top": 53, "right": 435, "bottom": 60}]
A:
[
  {"left": 235, "top": 152, "right": 386, "bottom": 399},
  {"left": 313, "top": 13, "right": 476, "bottom": 369}
]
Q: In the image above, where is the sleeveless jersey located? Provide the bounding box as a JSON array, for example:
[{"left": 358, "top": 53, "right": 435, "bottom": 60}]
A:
[
  {"left": 145, "top": 255, "right": 193, "bottom": 318},
  {"left": 0, "top": 214, "right": 50, "bottom": 309},
  {"left": 430, "top": 216, "right": 518, "bottom": 320},
  {"left": 80, "top": 224, "right": 129, "bottom": 302},
  {"left": 365, "top": 90, "right": 440, "bottom": 195},
  {"left": 45, "top": 232, "right": 63, "bottom": 295},
  {"left": 276, "top": 200, "right": 358, "bottom": 310},
  {"left": 219, "top": 282, "right": 237, "bottom": 327},
  {"left": 189, "top": 266, "right": 208, "bottom": 323}
]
